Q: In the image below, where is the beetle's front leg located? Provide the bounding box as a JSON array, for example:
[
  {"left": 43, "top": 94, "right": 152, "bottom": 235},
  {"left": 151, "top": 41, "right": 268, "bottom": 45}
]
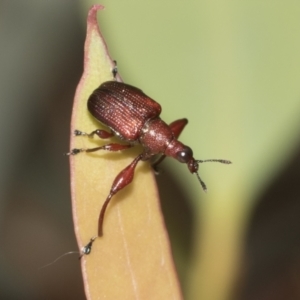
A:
[
  {"left": 67, "top": 143, "right": 133, "bottom": 156},
  {"left": 74, "top": 129, "right": 114, "bottom": 139}
]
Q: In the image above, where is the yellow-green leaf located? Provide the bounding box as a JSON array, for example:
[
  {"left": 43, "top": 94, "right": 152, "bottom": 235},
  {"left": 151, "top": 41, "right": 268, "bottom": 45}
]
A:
[{"left": 70, "top": 5, "right": 182, "bottom": 299}]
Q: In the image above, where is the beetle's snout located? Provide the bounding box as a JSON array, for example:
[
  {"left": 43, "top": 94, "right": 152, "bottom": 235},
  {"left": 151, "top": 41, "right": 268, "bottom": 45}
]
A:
[
  {"left": 188, "top": 160, "right": 208, "bottom": 192},
  {"left": 187, "top": 159, "right": 198, "bottom": 174}
]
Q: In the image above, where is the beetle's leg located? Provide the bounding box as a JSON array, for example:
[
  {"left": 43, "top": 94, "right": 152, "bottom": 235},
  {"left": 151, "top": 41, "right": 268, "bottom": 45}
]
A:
[
  {"left": 74, "top": 129, "right": 114, "bottom": 139},
  {"left": 112, "top": 60, "right": 118, "bottom": 78},
  {"left": 97, "top": 153, "right": 143, "bottom": 237},
  {"left": 151, "top": 155, "right": 166, "bottom": 174},
  {"left": 152, "top": 118, "right": 188, "bottom": 172},
  {"left": 80, "top": 154, "right": 142, "bottom": 255},
  {"left": 67, "top": 143, "right": 132, "bottom": 155},
  {"left": 169, "top": 118, "right": 188, "bottom": 138}
]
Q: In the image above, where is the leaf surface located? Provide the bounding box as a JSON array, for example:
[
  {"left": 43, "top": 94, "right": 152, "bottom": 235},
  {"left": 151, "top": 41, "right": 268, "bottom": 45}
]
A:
[{"left": 70, "top": 5, "right": 182, "bottom": 300}]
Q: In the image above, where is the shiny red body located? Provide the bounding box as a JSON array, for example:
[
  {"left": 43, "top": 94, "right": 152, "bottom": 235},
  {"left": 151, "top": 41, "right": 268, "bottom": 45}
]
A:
[
  {"left": 88, "top": 81, "right": 190, "bottom": 162},
  {"left": 70, "top": 80, "right": 231, "bottom": 256}
]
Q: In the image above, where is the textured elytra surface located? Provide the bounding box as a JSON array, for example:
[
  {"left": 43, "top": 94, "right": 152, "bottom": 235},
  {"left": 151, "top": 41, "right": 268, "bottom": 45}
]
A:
[{"left": 88, "top": 81, "right": 162, "bottom": 141}]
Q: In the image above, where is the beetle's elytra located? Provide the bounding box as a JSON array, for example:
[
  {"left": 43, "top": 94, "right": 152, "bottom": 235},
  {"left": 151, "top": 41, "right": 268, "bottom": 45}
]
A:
[
  {"left": 88, "top": 81, "right": 162, "bottom": 142},
  {"left": 69, "top": 79, "right": 231, "bottom": 257}
]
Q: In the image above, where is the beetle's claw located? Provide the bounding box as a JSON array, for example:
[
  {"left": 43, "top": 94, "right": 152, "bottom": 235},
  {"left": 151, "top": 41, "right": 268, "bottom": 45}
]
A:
[
  {"left": 65, "top": 148, "right": 83, "bottom": 156},
  {"left": 112, "top": 60, "right": 118, "bottom": 78},
  {"left": 79, "top": 236, "right": 97, "bottom": 259},
  {"left": 74, "top": 130, "right": 89, "bottom": 136},
  {"left": 74, "top": 129, "right": 82, "bottom": 136},
  {"left": 152, "top": 165, "right": 161, "bottom": 175}
]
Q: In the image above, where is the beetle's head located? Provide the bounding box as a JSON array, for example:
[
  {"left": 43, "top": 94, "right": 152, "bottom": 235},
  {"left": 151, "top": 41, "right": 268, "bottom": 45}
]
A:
[
  {"left": 174, "top": 145, "right": 208, "bottom": 191},
  {"left": 167, "top": 142, "right": 231, "bottom": 192}
]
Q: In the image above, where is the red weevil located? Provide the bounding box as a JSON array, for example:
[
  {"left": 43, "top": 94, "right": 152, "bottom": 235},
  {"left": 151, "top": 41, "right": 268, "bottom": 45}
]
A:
[{"left": 69, "top": 80, "right": 231, "bottom": 255}]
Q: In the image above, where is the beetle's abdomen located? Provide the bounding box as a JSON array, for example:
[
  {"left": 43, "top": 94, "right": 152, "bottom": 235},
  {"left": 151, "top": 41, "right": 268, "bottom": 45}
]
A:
[{"left": 88, "top": 81, "right": 162, "bottom": 141}]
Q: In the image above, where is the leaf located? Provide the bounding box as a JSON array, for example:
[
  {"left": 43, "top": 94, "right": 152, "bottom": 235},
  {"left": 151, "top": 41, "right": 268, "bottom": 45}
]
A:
[{"left": 69, "top": 5, "right": 183, "bottom": 299}]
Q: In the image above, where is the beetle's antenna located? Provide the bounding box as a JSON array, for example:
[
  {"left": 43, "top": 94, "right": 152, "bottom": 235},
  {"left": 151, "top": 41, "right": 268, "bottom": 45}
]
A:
[
  {"left": 195, "top": 171, "right": 207, "bottom": 192},
  {"left": 197, "top": 159, "right": 232, "bottom": 164},
  {"left": 195, "top": 159, "right": 232, "bottom": 191}
]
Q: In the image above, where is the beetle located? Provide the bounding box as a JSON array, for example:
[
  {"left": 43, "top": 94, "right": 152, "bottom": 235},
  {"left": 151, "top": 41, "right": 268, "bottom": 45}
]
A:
[{"left": 69, "top": 79, "right": 231, "bottom": 256}]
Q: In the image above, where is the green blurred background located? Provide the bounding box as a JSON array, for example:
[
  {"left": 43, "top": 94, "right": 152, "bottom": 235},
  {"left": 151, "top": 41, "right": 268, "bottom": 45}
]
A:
[{"left": 1, "top": 1, "right": 300, "bottom": 299}]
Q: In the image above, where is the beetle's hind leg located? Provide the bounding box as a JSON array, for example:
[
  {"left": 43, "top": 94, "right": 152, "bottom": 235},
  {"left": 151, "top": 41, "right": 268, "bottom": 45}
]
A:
[
  {"left": 66, "top": 143, "right": 133, "bottom": 156},
  {"left": 97, "top": 154, "right": 142, "bottom": 237},
  {"left": 80, "top": 153, "right": 143, "bottom": 256}
]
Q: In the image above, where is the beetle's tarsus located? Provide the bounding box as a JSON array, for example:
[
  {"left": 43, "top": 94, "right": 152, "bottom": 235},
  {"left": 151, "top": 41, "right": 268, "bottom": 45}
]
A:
[
  {"left": 74, "top": 129, "right": 88, "bottom": 136},
  {"left": 66, "top": 148, "right": 83, "bottom": 156},
  {"left": 153, "top": 166, "right": 160, "bottom": 175},
  {"left": 74, "top": 129, "right": 81, "bottom": 136},
  {"left": 112, "top": 60, "right": 118, "bottom": 78},
  {"left": 152, "top": 165, "right": 164, "bottom": 176},
  {"left": 79, "top": 236, "right": 97, "bottom": 259}
]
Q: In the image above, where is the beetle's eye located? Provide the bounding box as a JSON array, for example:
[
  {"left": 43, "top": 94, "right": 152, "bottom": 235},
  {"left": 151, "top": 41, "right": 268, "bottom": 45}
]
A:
[{"left": 176, "top": 146, "right": 193, "bottom": 163}]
